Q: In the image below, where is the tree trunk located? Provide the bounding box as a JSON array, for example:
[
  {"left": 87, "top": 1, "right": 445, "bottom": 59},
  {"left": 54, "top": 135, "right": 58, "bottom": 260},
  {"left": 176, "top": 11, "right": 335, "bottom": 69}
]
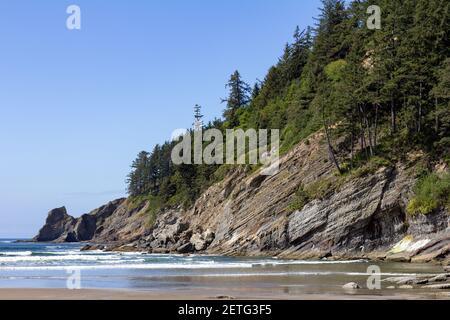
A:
[
  {"left": 359, "top": 109, "right": 368, "bottom": 159},
  {"left": 435, "top": 97, "right": 439, "bottom": 133},
  {"left": 418, "top": 81, "right": 423, "bottom": 133},
  {"left": 360, "top": 105, "right": 373, "bottom": 157},
  {"left": 391, "top": 98, "right": 397, "bottom": 134},
  {"left": 374, "top": 103, "right": 379, "bottom": 147},
  {"left": 350, "top": 128, "right": 354, "bottom": 170},
  {"left": 322, "top": 104, "right": 342, "bottom": 174}
]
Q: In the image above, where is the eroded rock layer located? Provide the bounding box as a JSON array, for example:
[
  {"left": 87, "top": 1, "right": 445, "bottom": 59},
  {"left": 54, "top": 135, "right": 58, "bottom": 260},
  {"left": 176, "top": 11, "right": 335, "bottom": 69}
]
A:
[{"left": 34, "top": 132, "right": 450, "bottom": 264}]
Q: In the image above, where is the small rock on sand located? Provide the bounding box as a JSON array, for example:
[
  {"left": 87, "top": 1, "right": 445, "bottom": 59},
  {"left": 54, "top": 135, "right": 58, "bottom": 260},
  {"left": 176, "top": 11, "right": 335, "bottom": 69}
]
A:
[
  {"left": 216, "top": 295, "right": 235, "bottom": 300},
  {"left": 343, "top": 282, "right": 360, "bottom": 289},
  {"left": 398, "top": 285, "right": 414, "bottom": 289}
]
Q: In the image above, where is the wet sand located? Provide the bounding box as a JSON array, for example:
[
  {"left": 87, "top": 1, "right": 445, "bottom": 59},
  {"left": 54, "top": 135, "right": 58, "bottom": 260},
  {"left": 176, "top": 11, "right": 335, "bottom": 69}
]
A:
[
  {"left": 1, "top": 243, "right": 449, "bottom": 300},
  {"left": 0, "top": 287, "right": 449, "bottom": 300}
]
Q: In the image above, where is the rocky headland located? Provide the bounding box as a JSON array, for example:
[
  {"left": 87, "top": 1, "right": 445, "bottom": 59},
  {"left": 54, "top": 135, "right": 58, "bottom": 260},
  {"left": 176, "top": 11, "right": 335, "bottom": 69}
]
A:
[{"left": 33, "top": 131, "right": 450, "bottom": 266}]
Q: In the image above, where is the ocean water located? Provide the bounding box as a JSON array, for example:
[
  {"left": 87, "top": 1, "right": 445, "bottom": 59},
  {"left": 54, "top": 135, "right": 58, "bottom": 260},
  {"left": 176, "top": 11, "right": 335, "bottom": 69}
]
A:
[{"left": 0, "top": 239, "right": 446, "bottom": 297}]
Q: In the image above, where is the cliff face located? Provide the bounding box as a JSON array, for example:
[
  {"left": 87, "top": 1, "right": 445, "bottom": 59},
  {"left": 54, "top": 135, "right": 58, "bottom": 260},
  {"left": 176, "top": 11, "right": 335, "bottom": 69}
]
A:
[
  {"left": 34, "top": 132, "right": 450, "bottom": 264},
  {"left": 140, "top": 131, "right": 449, "bottom": 263},
  {"left": 34, "top": 207, "right": 76, "bottom": 242},
  {"left": 33, "top": 199, "right": 129, "bottom": 243}
]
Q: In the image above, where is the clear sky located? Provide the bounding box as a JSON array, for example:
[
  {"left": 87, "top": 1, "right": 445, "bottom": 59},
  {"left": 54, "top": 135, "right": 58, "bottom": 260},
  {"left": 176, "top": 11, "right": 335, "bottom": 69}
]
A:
[{"left": 0, "top": 0, "right": 321, "bottom": 238}]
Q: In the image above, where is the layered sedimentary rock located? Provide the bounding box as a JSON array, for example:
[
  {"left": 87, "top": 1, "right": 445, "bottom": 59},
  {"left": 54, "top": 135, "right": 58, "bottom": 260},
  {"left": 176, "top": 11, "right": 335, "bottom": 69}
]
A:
[{"left": 33, "top": 132, "right": 450, "bottom": 264}]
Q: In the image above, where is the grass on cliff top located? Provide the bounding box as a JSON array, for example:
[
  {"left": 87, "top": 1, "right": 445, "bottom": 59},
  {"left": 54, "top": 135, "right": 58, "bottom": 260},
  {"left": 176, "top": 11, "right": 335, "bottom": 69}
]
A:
[
  {"left": 407, "top": 172, "right": 450, "bottom": 216},
  {"left": 128, "top": 194, "right": 163, "bottom": 228},
  {"left": 288, "top": 184, "right": 311, "bottom": 212}
]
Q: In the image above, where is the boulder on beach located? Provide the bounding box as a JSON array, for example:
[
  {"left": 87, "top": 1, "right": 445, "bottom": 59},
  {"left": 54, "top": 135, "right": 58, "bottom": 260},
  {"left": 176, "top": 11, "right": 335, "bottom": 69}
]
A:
[{"left": 342, "top": 282, "right": 360, "bottom": 289}]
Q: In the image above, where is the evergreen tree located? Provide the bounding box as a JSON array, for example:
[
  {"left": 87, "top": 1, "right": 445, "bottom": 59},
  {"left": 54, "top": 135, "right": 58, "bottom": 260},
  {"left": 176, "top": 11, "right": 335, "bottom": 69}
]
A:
[
  {"left": 193, "top": 104, "right": 204, "bottom": 131},
  {"left": 148, "top": 145, "right": 162, "bottom": 195},
  {"left": 431, "top": 58, "right": 450, "bottom": 150},
  {"left": 222, "top": 70, "right": 251, "bottom": 128},
  {"left": 125, "top": 0, "right": 450, "bottom": 219},
  {"left": 310, "top": 0, "right": 349, "bottom": 81},
  {"left": 252, "top": 82, "right": 261, "bottom": 100},
  {"left": 127, "top": 151, "right": 151, "bottom": 197},
  {"left": 280, "top": 27, "right": 314, "bottom": 84}
]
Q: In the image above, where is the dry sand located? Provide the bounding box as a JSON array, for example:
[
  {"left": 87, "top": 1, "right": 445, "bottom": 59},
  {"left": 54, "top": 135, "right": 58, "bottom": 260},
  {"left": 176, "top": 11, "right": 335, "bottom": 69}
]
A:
[{"left": 1, "top": 288, "right": 449, "bottom": 300}]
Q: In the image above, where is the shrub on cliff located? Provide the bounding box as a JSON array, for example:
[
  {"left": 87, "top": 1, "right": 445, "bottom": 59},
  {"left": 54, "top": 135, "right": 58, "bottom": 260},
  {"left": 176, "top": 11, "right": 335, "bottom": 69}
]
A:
[{"left": 407, "top": 173, "right": 450, "bottom": 215}]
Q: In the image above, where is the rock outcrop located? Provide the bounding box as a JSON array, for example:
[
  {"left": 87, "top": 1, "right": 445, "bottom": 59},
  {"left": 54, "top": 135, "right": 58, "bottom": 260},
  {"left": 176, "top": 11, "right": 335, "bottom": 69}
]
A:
[
  {"left": 384, "top": 273, "right": 450, "bottom": 290},
  {"left": 33, "top": 131, "right": 450, "bottom": 264},
  {"left": 33, "top": 207, "right": 76, "bottom": 242},
  {"left": 33, "top": 199, "right": 129, "bottom": 243}
]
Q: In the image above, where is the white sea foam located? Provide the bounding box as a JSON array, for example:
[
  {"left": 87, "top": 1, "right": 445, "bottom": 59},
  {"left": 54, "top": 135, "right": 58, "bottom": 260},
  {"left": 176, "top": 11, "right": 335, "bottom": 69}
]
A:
[
  {"left": 97, "top": 259, "right": 146, "bottom": 264},
  {"left": 37, "top": 250, "right": 149, "bottom": 257},
  {"left": 189, "top": 271, "right": 439, "bottom": 278},
  {"left": 40, "top": 250, "right": 108, "bottom": 256},
  {"left": 0, "top": 248, "right": 369, "bottom": 269},
  {"left": 250, "top": 259, "right": 368, "bottom": 266},
  {"left": 0, "top": 254, "right": 123, "bottom": 263},
  {"left": 0, "top": 262, "right": 257, "bottom": 271},
  {"left": 0, "top": 251, "right": 33, "bottom": 256},
  {"left": 0, "top": 262, "right": 438, "bottom": 280}
]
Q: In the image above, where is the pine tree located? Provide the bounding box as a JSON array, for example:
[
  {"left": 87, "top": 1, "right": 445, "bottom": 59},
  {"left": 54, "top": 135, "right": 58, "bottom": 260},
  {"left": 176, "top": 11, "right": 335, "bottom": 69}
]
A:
[
  {"left": 193, "top": 104, "right": 204, "bottom": 131},
  {"left": 127, "top": 151, "right": 151, "bottom": 197},
  {"left": 310, "top": 0, "right": 349, "bottom": 80},
  {"left": 251, "top": 82, "right": 261, "bottom": 100},
  {"left": 125, "top": 0, "right": 450, "bottom": 208},
  {"left": 149, "top": 145, "right": 162, "bottom": 195},
  {"left": 431, "top": 58, "right": 450, "bottom": 149},
  {"left": 369, "top": 0, "right": 414, "bottom": 135},
  {"left": 280, "top": 27, "right": 314, "bottom": 84},
  {"left": 222, "top": 70, "right": 251, "bottom": 128}
]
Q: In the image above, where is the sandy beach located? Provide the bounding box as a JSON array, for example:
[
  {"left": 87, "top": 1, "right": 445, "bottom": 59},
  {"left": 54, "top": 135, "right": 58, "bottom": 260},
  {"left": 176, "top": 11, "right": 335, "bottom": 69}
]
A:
[
  {"left": 1, "top": 242, "right": 449, "bottom": 300},
  {"left": 1, "top": 287, "right": 449, "bottom": 300}
]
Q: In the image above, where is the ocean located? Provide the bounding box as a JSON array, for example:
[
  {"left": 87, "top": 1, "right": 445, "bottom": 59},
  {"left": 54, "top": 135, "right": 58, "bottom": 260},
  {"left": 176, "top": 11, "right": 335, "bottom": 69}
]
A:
[{"left": 0, "top": 239, "right": 446, "bottom": 297}]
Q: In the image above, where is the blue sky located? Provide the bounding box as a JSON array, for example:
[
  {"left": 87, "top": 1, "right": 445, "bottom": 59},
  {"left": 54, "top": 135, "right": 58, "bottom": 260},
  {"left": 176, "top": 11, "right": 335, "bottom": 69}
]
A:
[{"left": 0, "top": 0, "right": 321, "bottom": 238}]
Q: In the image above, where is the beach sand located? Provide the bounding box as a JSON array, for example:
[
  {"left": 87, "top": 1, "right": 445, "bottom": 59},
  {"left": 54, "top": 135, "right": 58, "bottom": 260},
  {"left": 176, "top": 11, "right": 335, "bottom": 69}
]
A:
[{"left": 1, "top": 287, "right": 449, "bottom": 300}]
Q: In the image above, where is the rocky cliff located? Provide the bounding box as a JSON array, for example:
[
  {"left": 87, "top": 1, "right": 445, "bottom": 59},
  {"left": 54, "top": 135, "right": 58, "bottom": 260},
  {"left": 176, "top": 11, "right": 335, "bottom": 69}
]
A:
[
  {"left": 33, "top": 199, "right": 128, "bottom": 243},
  {"left": 34, "top": 131, "right": 450, "bottom": 264}
]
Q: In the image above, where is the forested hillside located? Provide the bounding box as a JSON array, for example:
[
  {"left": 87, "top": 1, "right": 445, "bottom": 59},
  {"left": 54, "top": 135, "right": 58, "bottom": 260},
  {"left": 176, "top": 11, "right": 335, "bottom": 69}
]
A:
[{"left": 126, "top": 0, "right": 450, "bottom": 222}]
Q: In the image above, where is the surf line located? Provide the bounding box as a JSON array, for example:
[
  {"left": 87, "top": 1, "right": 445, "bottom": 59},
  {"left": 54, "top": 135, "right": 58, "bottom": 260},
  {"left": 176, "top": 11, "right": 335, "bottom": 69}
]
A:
[{"left": 178, "top": 304, "right": 213, "bottom": 318}]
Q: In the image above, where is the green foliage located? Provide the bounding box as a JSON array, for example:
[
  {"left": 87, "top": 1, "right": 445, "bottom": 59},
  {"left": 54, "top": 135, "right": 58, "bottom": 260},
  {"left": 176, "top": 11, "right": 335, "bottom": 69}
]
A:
[
  {"left": 445, "top": 155, "right": 450, "bottom": 168},
  {"left": 352, "top": 158, "right": 390, "bottom": 178},
  {"left": 288, "top": 185, "right": 311, "bottom": 212},
  {"left": 304, "top": 177, "right": 340, "bottom": 201},
  {"left": 127, "top": 194, "right": 150, "bottom": 211},
  {"left": 125, "top": 0, "right": 450, "bottom": 218},
  {"left": 324, "top": 59, "right": 347, "bottom": 82},
  {"left": 213, "top": 164, "right": 234, "bottom": 182},
  {"left": 413, "top": 160, "right": 430, "bottom": 179},
  {"left": 126, "top": 123, "right": 222, "bottom": 218},
  {"left": 127, "top": 194, "right": 163, "bottom": 228},
  {"left": 126, "top": 151, "right": 151, "bottom": 197},
  {"left": 342, "top": 155, "right": 393, "bottom": 178},
  {"left": 143, "top": 196, "right": 164, "bottom": 228},
  {"left": 407, "top": 173, "right": 450, "bottom": 215},
  {"left": 222, "top": 70, "right": 251, "bottom": 128}
]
